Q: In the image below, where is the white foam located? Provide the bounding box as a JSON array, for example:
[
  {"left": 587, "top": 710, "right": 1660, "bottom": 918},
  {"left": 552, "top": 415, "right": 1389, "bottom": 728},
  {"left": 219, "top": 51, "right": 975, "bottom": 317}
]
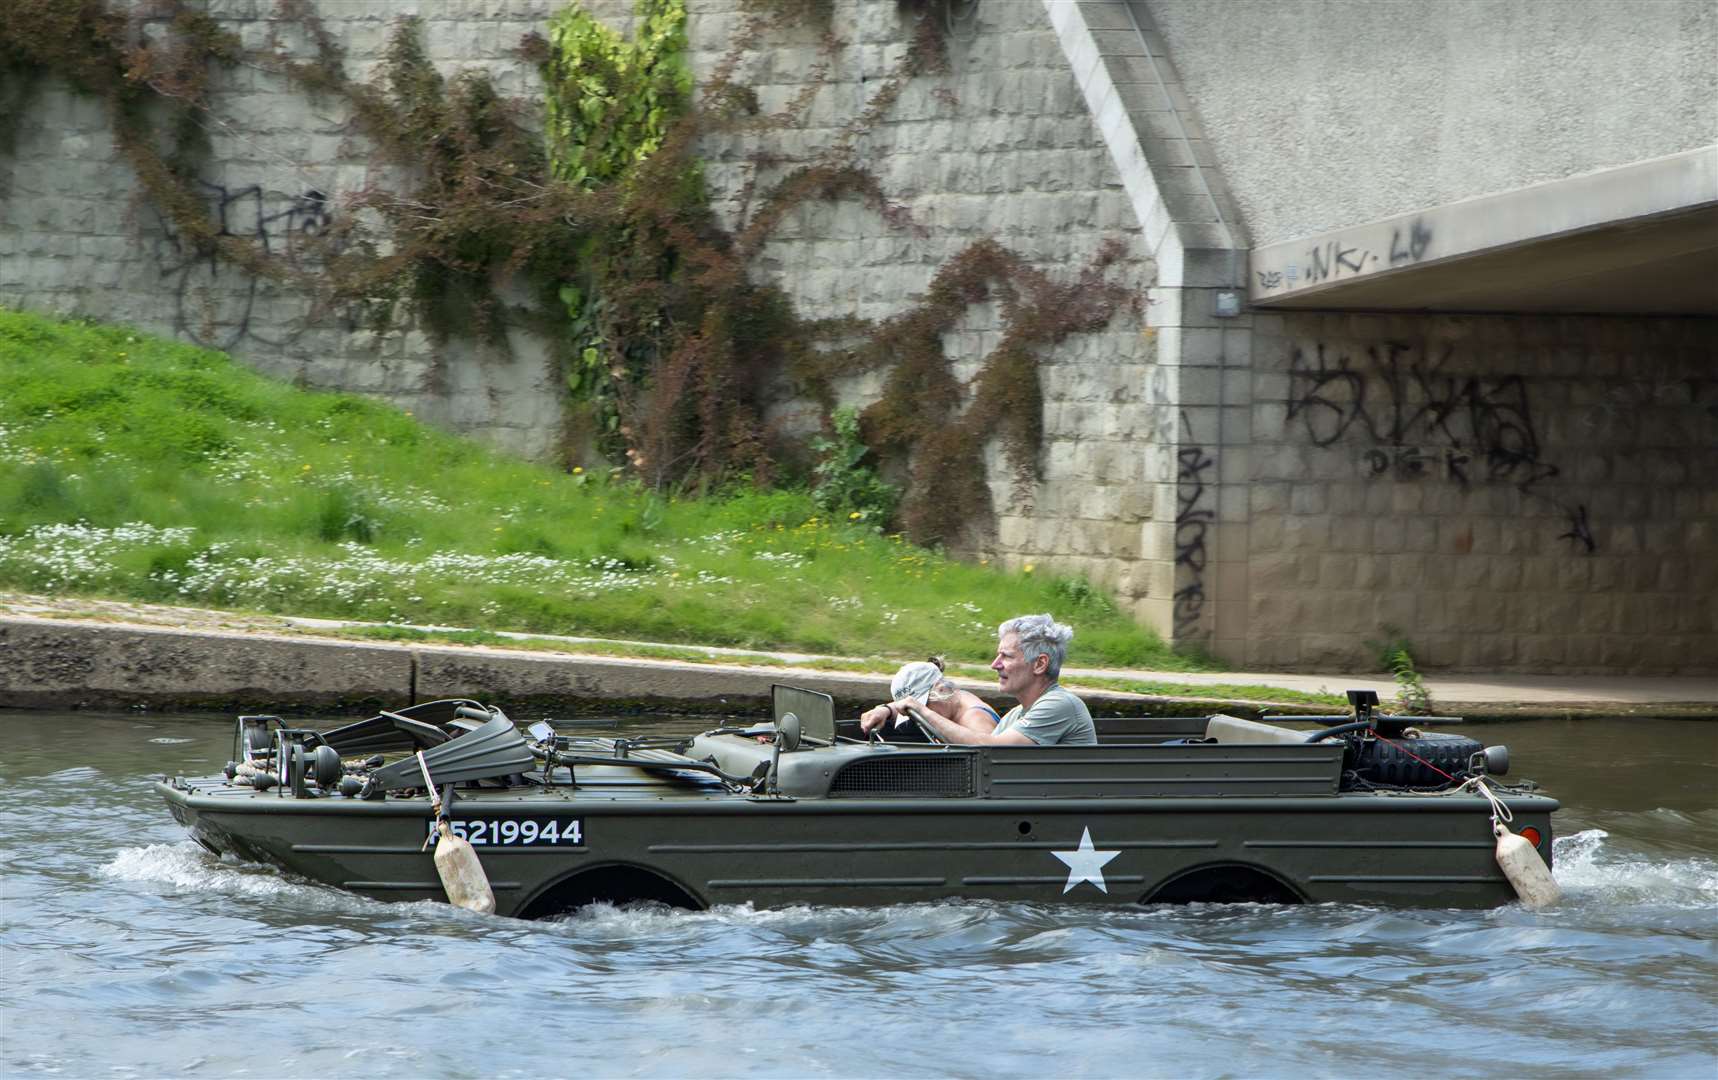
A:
[
  {"left": 105, "top": 843, "right": 275, "bottom": 893},
  {"left": 541, "top": 899, "right": 994, "bottom": 943},
  {"left": 551, "top": 900, "right": 854, "bottom": 936},
  {"left": 101, "top": 842, "right": 358, "bottom": 911},
  {"left": 1554, "top": 827, "right": 1611, "bottom": 867},
  {"left": 1553, "top": 828, "right": 1718, "bottom": 908}
]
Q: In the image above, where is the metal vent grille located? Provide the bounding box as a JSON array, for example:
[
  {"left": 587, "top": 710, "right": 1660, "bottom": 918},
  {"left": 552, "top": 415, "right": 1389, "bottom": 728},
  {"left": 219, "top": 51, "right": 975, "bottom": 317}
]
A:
[{"left": 829, "top": 755, "right": 974, "bottom": 798}]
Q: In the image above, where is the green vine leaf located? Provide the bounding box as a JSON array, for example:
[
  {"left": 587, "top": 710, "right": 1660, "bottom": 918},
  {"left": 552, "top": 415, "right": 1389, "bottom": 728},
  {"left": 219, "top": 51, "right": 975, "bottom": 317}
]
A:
[{"left": 543, "top": 0, "right": 688, "bottom": 192}]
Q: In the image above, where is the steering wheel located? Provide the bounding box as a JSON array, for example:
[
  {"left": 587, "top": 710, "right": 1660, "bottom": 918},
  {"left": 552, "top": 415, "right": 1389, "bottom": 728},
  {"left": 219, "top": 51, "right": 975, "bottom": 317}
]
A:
[{"left": 902, "top": 705, "right": 944, "bottom": 746}]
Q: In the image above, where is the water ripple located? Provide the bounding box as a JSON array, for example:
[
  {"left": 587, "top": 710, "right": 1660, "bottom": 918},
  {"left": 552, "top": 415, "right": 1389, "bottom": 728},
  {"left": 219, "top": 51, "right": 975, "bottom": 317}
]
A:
[{"left": 3, "top": 713, "right": 1715, "bottom": 1079}]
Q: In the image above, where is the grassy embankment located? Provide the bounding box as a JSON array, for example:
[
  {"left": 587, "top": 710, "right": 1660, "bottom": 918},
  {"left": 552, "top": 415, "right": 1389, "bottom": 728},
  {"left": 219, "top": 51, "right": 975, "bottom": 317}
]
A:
[{"left": 0, "top": 309, "right": 1338, "bottom": 705}]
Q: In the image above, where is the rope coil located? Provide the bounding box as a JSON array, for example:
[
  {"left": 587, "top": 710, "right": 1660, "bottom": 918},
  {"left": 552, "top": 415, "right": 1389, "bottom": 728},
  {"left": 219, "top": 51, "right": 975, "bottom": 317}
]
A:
[{"left": 1466, "top": 777, "right": 1514, "bottom": 827}]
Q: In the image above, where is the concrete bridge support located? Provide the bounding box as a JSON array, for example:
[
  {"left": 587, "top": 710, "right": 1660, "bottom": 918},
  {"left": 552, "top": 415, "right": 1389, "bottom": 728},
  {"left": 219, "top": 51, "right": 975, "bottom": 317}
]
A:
[
  {"left": 1047, "top": 0, "right": 1254, "bottom": 658},
  {"left": 1046, "top": 0, "right": 1716, "bottom": 672}
]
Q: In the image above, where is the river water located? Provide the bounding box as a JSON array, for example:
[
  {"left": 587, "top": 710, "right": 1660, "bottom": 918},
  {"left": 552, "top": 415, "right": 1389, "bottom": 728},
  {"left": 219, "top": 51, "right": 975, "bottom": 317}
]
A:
[{"left": 1, "top": 711, "right": 1713, "bottom": 1079}]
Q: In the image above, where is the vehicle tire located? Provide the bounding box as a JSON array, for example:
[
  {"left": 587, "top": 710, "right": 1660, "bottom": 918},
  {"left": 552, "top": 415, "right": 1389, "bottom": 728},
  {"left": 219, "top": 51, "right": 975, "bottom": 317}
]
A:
[
  {"left": 515, "top": 864, "right": 704, "bottom": 920},
  {"left": 1144, "top": 863, "right": 1305, "bottom": 905},
  {"left": 1347, "top": 731, "right": 1484, "bottom": 788}
]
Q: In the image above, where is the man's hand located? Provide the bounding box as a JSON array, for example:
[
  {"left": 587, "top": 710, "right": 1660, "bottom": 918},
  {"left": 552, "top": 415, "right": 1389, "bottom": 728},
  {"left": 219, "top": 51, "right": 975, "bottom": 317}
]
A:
[{"left": 859, "top": 703, "right": 896, "bottom": 734}]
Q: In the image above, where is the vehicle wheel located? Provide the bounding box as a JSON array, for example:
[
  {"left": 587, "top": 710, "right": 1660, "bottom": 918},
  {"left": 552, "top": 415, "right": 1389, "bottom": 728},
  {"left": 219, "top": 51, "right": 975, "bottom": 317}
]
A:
[
  {"left": 1348, "top": 731, "right": 1484, "bottom": 788},
  {"left": 1144, "top": 863, "right": 1305, "bottom": 905},
  {"left": 516, "top": 864, "right": 703, "bottom": 920}
]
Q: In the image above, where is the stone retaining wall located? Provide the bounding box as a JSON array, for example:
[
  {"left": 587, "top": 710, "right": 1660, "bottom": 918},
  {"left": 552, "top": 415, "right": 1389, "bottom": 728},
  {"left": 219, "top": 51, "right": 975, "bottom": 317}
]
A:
[
  {"left": 689, "top": 0, "right": 1161, "bottom": 599},
  {"left": 0, "top": 615, "right": 1225, "bottom": 718}
]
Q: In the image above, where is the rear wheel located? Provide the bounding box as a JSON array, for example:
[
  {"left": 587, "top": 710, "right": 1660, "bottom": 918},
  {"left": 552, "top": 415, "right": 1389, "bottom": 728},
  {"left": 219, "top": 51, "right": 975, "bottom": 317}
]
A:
[
  {"left": 516, "top": 864, "right": 704, "bottom": 920},
  {"left": 1144, "top": 864, "right": 1304, "bottom": 905}
]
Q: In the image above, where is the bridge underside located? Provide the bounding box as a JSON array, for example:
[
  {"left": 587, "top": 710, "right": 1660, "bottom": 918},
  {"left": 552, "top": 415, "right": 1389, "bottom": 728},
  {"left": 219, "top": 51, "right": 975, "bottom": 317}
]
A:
[{"left": 1248, "top": 148, "right": 1718, "bottom": 318}]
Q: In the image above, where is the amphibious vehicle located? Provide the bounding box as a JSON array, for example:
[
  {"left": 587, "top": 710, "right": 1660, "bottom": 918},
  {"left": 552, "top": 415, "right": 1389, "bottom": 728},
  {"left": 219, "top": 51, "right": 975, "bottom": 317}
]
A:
[{"left": 156, "top": 687, "right": 1557, "bottom": 916}]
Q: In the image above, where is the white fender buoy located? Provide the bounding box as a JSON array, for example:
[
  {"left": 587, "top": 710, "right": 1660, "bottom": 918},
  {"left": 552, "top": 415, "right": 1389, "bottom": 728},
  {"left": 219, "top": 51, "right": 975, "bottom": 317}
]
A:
[
  {"left": 433, "top": 820, "right": 495, "bottom": 914},
  {"left": 415, "top": 750, "right": 495, "bottom": 914},
  {"left": 1494, "top": 821, "right": 1561, "bottom": 910}
]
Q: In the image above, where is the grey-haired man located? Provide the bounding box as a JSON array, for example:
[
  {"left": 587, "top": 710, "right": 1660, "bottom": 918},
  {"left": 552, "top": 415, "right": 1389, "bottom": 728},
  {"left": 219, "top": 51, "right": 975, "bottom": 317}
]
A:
[{"left": 902, "top": 614, "right": 1097, "bottom": 746}]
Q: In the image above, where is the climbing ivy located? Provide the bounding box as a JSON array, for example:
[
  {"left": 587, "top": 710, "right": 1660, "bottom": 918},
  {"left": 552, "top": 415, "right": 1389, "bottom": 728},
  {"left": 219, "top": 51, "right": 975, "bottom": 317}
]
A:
[
  {"left": 543, "top": 0, "right": 690, "bottom": 190},
  {"left": 798, "top": 237, "right": 1137, "bottom": 544},
  {"left": 337, "top": 18, "right": 579, "bottom": 343},
  {"left": 540, "top": 0, "right": 699, "bottom": 456},
  {"left": 0, "top": 1, "right": 245, "bottom": 263}
]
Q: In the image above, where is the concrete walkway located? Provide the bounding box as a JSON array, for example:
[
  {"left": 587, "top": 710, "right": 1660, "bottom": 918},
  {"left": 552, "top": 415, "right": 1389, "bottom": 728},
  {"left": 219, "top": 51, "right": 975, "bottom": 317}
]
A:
[{"left": 2, "top": 592, "right": 1714, "bottom": 718}]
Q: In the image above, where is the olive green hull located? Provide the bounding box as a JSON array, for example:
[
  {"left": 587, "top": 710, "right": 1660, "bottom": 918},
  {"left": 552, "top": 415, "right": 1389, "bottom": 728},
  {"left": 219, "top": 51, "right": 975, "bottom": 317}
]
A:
[{"left": 157, "top": 776, "right": 1557, "bottom": 914}]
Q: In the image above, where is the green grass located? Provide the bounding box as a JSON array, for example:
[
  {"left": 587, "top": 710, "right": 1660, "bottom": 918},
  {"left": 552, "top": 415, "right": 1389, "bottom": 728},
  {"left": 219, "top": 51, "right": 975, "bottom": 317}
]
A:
[{"left": 0, "top": 308, "right": 1215, "bottom": 673}]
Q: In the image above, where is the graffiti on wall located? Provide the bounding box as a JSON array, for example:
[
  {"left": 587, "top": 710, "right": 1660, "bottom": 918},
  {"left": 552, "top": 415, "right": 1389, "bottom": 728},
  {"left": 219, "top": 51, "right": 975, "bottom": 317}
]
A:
[
  {"left": 1557, "top": 504, "right": 1596, "bottom": 553},
  {"left": 1288, "top": 341, "right": 1555, "bottom": 485},
  {"left": 1254, "top": 218, "right": 1434, "bottom": 293},
  {"left": 1287, "top": 340, "right": 1597, "bottom": 553},
  {"left": 1173, "top": 409, "right": 1215, "bottom": 638},
  {"left": 1388, "top": 220, "right": 1433, "bottom": 267},
  {"left": 152, "top": 181, "right": 338, "bottom": 351}
]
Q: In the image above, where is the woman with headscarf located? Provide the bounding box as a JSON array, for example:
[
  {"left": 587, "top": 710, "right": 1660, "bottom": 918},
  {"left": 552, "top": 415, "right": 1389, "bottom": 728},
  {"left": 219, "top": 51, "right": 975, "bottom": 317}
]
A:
[{"left": 858, "top": 657, "right": 1002, "bottom": 739}]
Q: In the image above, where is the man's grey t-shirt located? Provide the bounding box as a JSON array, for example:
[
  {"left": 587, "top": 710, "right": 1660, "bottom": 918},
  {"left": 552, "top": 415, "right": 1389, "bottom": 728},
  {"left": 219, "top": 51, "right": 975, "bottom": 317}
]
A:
[{"left": 994, "top": 685, "right": 1097, "bottom": 745}]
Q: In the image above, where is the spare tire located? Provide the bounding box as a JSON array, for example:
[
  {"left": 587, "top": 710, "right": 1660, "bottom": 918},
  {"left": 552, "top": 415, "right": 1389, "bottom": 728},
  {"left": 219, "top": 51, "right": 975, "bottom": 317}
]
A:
[{"left": 1346, "top": 731, "right": 1484, "bottom": 788}]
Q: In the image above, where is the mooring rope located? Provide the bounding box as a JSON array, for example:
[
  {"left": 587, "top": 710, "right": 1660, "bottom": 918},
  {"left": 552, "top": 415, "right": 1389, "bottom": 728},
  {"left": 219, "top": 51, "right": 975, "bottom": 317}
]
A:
[
  {"left": 1465, "top": 776, "right": 1514, "bottom": 827},
  {"left": 417, "top": 750, "right": 441, "bottom": 852}
]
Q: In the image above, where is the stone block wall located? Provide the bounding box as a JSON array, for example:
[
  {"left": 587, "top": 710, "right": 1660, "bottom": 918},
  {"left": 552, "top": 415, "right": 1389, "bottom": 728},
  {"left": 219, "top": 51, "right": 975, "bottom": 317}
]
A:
[
  {"left": 1, "top": 0, "right": 577, "bottom": 462},
  {"left": 685, "top": 1, "right": 1162, "bottom": 599},
  {"left": 1040, "top": 0, "right": 1257, "bottom": 652},
  {"left": 1246, "top": 311, "right": 1718, "bottom": 673}
]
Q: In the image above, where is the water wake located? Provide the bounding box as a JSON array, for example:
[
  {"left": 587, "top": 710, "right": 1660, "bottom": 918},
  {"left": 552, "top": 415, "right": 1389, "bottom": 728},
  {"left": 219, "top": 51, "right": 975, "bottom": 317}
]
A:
[
  {"left": 101, "top": 842, "right": 357, "bottom": 910},
  {"left": 1554, "top": 828, "right": 1718, "bottom": 908},
  {"left": 106, "top": 842, "right": 273, "bottom": 888}
]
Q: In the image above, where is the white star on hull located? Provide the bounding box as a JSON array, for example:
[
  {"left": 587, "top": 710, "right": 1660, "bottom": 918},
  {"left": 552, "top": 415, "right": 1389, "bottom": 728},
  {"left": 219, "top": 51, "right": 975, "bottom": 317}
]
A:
[{"left": 1052, "top": 827, "right": 1121, "bottom": 894}]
